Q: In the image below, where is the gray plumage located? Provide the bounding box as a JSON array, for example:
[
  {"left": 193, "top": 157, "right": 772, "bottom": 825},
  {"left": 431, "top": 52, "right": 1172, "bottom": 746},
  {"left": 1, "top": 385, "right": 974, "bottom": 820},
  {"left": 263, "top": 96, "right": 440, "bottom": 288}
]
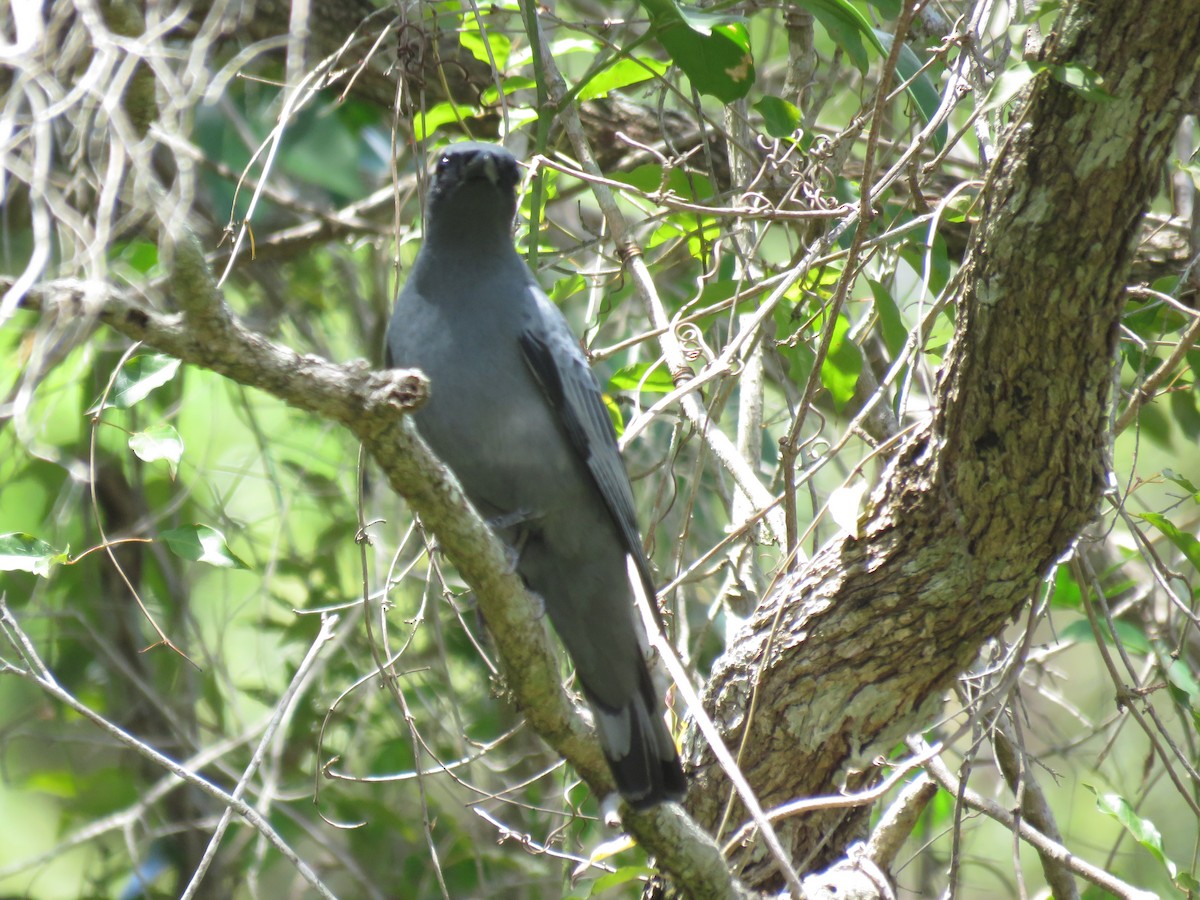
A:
[{"left": 386, "top": 142, "right": 685, "bottom": 809}]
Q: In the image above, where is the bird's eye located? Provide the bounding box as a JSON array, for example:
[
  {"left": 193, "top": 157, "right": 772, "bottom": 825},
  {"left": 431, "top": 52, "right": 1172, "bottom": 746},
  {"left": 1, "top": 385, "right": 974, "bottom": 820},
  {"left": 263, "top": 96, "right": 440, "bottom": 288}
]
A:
[{"left": 436, "top": 154, "right": 451, "bottom": 173}]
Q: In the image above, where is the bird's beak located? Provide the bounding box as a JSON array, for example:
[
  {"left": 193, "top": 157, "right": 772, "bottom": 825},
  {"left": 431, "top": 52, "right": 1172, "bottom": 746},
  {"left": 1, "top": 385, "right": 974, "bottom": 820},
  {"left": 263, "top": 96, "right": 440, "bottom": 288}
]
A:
[
  {"left": 480, "top": 154, "right": 499, "bottom": 185},
  {"left": 457, "top": 151, "right": 501, "bottom": 187}
]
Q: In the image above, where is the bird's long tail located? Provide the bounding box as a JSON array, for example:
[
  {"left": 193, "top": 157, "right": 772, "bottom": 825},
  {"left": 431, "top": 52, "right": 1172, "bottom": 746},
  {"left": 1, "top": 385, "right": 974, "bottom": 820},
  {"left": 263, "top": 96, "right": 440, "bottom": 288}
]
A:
[{"left": 588, "top": 673, "right": 687, "bottom": 810}]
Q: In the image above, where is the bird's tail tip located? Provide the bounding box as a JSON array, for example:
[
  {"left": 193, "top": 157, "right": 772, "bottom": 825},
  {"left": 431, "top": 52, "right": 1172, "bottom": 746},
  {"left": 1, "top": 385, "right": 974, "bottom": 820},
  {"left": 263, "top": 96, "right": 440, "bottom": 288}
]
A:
[{"left": 594, "top": 694, "right": 688, "bottom": 810}]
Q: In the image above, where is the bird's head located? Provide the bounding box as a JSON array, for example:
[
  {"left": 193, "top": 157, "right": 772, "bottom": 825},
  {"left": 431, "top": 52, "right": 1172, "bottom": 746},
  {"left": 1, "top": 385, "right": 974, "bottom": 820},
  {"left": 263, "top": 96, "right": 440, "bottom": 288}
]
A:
[{"left": 425, "top": 143, "right": 521, "bottom": 248}]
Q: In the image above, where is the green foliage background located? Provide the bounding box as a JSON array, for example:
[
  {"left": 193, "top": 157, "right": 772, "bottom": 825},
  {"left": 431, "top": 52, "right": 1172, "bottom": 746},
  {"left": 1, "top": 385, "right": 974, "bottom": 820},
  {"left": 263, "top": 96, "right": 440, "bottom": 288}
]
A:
[{"left": 2, "top": 0, "right": 1200, "bottom": 897}]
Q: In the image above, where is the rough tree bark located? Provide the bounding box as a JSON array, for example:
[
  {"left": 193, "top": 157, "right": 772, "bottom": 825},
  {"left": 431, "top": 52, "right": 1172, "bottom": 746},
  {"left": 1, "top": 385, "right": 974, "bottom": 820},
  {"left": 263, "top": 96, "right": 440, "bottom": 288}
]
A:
[
  {"left": 12, "top": 1, "right": 1198, "bottom": 897},
  {"left": 687, "top": 1, "right": 1200, "bottom": 892}
]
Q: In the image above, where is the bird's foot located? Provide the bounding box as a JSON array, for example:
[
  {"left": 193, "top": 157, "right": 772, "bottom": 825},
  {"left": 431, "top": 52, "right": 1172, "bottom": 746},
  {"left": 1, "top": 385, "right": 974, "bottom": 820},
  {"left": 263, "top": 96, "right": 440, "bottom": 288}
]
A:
[
  {"left": 487, "top": 508, "right": 536, "bottom": 532},
  {"left": 486, "top": 509, "right": 536, "bottom": 571}
]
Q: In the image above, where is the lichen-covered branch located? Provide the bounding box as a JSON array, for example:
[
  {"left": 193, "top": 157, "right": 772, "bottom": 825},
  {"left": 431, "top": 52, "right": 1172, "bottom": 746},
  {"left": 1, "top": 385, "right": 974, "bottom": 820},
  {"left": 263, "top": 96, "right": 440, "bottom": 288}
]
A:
[{"left": 690, "top": 1, "right": 1200, "bottom": 891}]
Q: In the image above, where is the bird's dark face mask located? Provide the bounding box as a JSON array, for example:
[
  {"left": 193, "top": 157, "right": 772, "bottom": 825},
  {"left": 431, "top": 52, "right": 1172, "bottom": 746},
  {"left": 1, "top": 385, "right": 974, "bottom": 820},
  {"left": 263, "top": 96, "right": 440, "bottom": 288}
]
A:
[
  {"left": 425, "top": 144, "right": 521, "bottom": 248},
  {"left": 430, "top": 145, "right": 520, "bottom": 215}
]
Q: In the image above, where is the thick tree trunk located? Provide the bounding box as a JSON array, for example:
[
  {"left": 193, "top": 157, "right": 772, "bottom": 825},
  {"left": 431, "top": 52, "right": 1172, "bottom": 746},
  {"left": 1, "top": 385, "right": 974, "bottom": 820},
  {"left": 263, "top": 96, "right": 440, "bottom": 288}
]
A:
[{"left": 688, "top": 1, "right": 1200, "bottom": 890}]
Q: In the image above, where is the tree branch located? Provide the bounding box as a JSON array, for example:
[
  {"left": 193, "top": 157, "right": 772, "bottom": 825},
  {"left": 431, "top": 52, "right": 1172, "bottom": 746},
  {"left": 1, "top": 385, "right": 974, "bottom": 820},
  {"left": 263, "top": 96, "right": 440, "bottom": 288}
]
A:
[
  {"left": 8, "top": 229, "right": 741, "bottom": 897},
  {"left": 689, "top": 0, "right": 1200, "bottom": 890},
  {"left": 916, "top": 740, "right": 1155, "bottom": 900}
]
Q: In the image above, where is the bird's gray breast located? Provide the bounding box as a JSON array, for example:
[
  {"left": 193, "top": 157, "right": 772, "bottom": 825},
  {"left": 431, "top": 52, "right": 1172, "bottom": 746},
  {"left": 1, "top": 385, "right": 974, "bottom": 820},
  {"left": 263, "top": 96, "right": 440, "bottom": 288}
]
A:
[{"left": 387, "top": 280, "right": 586, "bottom": 522}]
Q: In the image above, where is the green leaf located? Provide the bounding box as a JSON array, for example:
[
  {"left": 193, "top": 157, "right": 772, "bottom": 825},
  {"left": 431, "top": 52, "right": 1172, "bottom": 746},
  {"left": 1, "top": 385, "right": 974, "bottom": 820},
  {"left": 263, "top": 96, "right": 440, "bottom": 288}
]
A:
[
  {"left": 0, "top": 533, "right": 69, "bottom": 577},
  {"left": 1179, "top": 871, "right": 1200, "bottom": 892},
  {"left": 590, "top": 865, "right": 656, "bottom": 894},
  {"left": 610, "top": 363, "right": 675, "bottom": 395},
  {"left": 981, "top": 61, "right": 1040, "bottom": 114},
  {"left": 128, "top": 424, "right": 184, "bottom": 479},
  {"left": 1060, "top": 617, "right": 1151, "bottom": 656},
  {"left": 1164, "top": 670, "right": 1200, "bottom": 736},
  {"left": 575, "top": 57, "right": 670, "bottom": 102},
  {"left": 640, "top": 0, "right": 755, "bottom": 102},
  {"left": 160, "top": 525, "right": 250, "bottom": 569},
  {"left": 983, "top": 60, "right": 1112, "bottom": 116},
  {"left": 25, "top": 769, "right": 80, "bottom": 798},
  {"left": 1162, "top": 468, "right": 1200, "bottom": 501},
  {"left": 798, "top": 0, "right": 873, "bottom": 72},
  {"left": 1047, "top": 564, "right": 1082, "bottom": 609},
  {"left": 873, "top": 30, "right": 948, "bottom": 150},
  {"left": 89, "top": 354, "right": 181, "bottom": 414},
  {"left": 1158, "top": 645, "right": 1200, "bottom": 735},
  {"left": 868, "top": 279, "right": 907, "bottom": 357},
  {"left": 413, "top": 102, "right": 481, "bottom": 142},
  {"left": 460, "top": 29, "right": 511, "bottom": 70},
  {"left": 1168, "top": 389, "right": 1200, "bottom": 442},
  {"left": 1049, "top": 62, "right": 1112, "bottom": 101},
  {"left": 282, "top": 108, "right": 365, "bottom": 198},
  {"left": 549, "top": 274, "right": 587, "bottom": 303},
  {"left": 480, "top": 75, "right": 537, "bottom": 106},
  {"left": 112, "top": 240, "right": 159, "bottom": 274},
  {"left": 1085, "top": 784, "right": 1178, "bottom": 880},
  {"left": 603, "top": 394, "right": 625, "bottom": 437},
  {"left": 819, "top": 313, "right": 862, "bottom": 410},
  {"left": 754, "top": 96, "right": 801, "bottom": 137},
  {"left": 612, "top": 162, "right": 715, "bottom": 202},
  {"left": 1137, "top": 511, "right": 1200, "bottom": 573},
  {"left": 792, "top": 0, "right": 949, "bottom": 147}
]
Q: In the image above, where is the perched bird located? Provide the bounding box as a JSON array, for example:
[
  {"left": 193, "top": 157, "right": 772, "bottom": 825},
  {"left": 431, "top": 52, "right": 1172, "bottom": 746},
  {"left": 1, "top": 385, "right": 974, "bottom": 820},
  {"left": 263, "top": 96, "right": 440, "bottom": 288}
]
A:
[{"left": 386, "top": 142, "right": 686, "bottom": 809}]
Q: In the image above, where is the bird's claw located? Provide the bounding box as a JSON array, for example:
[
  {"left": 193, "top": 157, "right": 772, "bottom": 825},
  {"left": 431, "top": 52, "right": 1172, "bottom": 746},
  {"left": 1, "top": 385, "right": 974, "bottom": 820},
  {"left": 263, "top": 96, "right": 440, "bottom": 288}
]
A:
[
  {"left": 487, "top": 508, "right": 536, "bottom": 531},
  {"left": 487, "top": 509, "right": 536, "bottom": 572}
]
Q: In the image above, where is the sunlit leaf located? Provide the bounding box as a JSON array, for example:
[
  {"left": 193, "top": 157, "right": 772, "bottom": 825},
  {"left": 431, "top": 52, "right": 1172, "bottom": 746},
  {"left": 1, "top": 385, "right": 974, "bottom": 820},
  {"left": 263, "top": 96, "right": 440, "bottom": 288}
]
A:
[
  {"left": 1085, "top": 785, "right": 1177, "bottom": 880},
  {"left": 480, "top": 75, "right": 537, "bottom": 105},
  {"left": 1047, "top": 564, "right": 1082, "bottom": 609},
  {"left": 590, "top": 865, "right": 655, "bottom": 894},
  {"left": 868, "top": 279, "right": 907, "bottom": 357},
  {"left": 161, "top": 524, "right": 250, "bottom": 569},
  {"left": 1162, "top": 468, "right": 1200, "bottom": 500},
  {"left": 413, "top": 102, "right": 481, "bottom": 142},
  {"left": 549, "top": 274, "right": 587, "bottom": 304},
  {"left": 0, "top": 532, "right": 69, "bottom": 578},
  {"left": 25, "top": 769, "right": 79, "bottom": 798},
  {"left": 639, "top": 0, "right": 755, "bottom": 102},
  {"left": 603, "top": 394, "right": 625, "bottom": 437},
  {"left": 128, "top": 424, "right": 184, "bottom": 479},
  {"left": 112, "top": 240, "right": 159, "bottom": 274},
  {"left": 819, "top": 313, "right": 862, "bottom": 410},
  {"left": 873, "top": 30, "right": 947, "bottom": 149},
  {"left": 1049, "top": 62, "right": 1112, "bottom": 100},
  {"left": 981, "top": 61, "right": 1039, "bottom": 114},
  {"left": 754, "top": 95, "right": 801, "bottom": 137},
  {"left": 610, "top": 363, "right": 675, "bottom": 394},
  {"left": 461, "top": 29, "right": 512, "bottom": 70},
  {"left": 576, "top": 57, "right": 670, "bottom": 101},
  {"left": 581, "top": 833, "right": 636, "bottom": 869},
  {"left": 1060, "top": 617, "right": 1151, "bottom": 656},
  {"left": 89, "top": 354, "right": 181, "bottom": 414},
  {"left": 1137, "top": 511, "right": 1200, "bottom": 573},
  {"left": 829, "top": 482, "right": 868, "bottom": 538}
]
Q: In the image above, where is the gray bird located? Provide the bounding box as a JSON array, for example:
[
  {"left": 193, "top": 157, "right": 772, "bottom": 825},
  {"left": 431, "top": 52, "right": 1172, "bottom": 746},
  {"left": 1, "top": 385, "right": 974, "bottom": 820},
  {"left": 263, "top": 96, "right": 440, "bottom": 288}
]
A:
[{"left": 386, "top": 142, "right": 686, "bottom": 809}]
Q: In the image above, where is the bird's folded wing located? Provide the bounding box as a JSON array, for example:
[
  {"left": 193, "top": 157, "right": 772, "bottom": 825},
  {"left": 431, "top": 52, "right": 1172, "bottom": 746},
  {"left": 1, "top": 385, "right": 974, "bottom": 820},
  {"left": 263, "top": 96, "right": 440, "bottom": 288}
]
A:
[{"left": 517, "top": 289, "right": 658, "bottom": 596}]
